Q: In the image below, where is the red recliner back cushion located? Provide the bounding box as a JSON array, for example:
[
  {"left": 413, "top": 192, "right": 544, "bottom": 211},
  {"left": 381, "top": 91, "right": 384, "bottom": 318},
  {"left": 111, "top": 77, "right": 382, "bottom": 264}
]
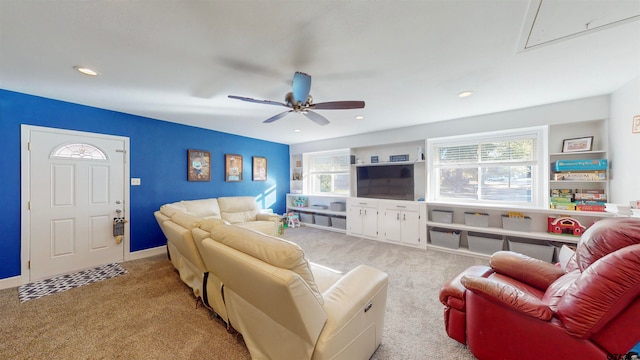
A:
[
  {"left": 575, "top": 218, "right": 640, "bottom": 271},
  {"left": 556, "top": 244, "right": 640, "bottom": 338}
]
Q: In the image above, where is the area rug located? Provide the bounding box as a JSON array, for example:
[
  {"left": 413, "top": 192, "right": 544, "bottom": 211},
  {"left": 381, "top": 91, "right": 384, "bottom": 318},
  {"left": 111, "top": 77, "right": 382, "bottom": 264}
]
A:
[{"left": 18, "top": 263, "right": 128, "bottom": 302}]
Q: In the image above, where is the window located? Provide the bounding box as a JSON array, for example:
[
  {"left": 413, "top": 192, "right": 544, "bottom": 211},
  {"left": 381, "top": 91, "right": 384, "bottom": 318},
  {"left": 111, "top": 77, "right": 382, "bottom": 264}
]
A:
[
  {"left": 428, "top": 127, "right": 545, "bottom": 206},
  {"left": 303, "top": 149, "right": 350, "bottom": 195},
  {"left": 51, "top": 143, "right": 107, "bottom": 160}
]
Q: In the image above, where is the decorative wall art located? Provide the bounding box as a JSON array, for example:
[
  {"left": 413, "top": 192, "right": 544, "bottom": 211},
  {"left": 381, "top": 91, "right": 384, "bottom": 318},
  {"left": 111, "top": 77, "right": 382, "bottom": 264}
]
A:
[
  {"left": 187, "top": 149, "right": 210, "bottom": 181},
  {"left": 562, "top": 136, "right": 593, "bottom": 153},
  {"left": 252, "top": 156, "right": 267, "bottom": 181},
  {"left": 225, "top": 154, "right": 243, "bottom": 182}
]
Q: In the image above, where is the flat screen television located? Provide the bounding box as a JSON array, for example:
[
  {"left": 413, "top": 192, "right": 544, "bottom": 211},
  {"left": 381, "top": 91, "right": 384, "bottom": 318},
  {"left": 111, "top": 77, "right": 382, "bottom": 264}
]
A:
[{"left": 357, "top": 164, "right": 414, "bottom": 200}]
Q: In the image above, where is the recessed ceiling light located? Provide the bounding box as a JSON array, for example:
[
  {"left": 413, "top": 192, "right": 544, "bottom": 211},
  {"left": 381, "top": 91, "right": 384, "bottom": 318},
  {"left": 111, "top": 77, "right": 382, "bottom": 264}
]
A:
[
  {"left": 355, "top": 115, "right": 365, "bottom": 120},
  {"left": 73, "top": 66, "right": 99, "bottom": 76},
  {"left": 293, "top": 129, "right": 301, "bottom": 133},
  {"left": 458, "top": 91, "right": 473, "bottom": 98}
]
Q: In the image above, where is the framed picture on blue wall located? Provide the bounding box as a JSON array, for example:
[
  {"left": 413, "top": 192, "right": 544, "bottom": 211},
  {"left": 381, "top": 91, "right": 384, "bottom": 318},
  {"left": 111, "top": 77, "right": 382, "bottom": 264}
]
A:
[
  {"left": 187, "top": 149, "right": 210, "bottom": 181},
  {"left": 253, "top": 156, "right": 267, "bottom": 181},
  {"left": 225, "top": 154, "right": 243, "bottom": 182}
]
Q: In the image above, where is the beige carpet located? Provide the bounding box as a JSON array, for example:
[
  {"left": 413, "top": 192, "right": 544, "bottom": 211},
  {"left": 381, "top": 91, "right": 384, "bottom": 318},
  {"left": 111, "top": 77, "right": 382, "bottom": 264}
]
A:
[{"left": 0, "top": 227, "right": 485, "bottom": 359}]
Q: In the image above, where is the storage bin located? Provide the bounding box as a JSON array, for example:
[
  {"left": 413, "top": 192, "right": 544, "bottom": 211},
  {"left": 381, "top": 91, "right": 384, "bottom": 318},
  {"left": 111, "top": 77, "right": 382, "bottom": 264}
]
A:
[
  {"left": 314, "top": 214, "right": 331, "bottom": 227},
  {"left": 330, "top": 202, "right": 346, "bottom": 211},
  {"left": 507, "top": 237, "right": 555, "bottom": 262},
  {"left": 464, "top": 212, "right": 489, "bottom": 227},
  {"left": 501, "top": 215, "right": 532, "bottom": 232},
  {"left": 429, "top": 228, "right": 460, "bottom": 249},
  {"left": 432, "top": 210, "right": 454, "bottom": 223},
  {"left": 299, "top": 213, "right": 314, "bottom": 224},
  {"left": 467, "top": 232, "right": 503, "bottom": 255},
  {"left": 331, "top": 216, "right": 347, "bottom": 229}
]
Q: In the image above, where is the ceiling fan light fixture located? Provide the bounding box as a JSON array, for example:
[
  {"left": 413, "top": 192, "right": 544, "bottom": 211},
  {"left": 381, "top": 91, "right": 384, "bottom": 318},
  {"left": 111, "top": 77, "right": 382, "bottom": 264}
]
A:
[
  {"left": 73, "top": 66, "right": 99, "bottom": 76},
  {"left": 458, "top": 91, "right": 473, "bottom": 98}
]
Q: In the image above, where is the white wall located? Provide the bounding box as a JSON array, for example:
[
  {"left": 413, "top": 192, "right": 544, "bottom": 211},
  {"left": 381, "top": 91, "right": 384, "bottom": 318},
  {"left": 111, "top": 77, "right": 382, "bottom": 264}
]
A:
[
  {"left": 609, "top": 76, "right": 640, "bottom": 204},
  {"left": 291, "top": 95, "right": 610, "bottom": 154}
]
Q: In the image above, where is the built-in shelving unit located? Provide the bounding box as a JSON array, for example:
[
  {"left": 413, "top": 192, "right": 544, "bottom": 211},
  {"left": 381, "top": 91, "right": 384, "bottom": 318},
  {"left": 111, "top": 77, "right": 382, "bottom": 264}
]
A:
[
  {"left": 426, "top": 201, "right": 613, "bottom": 261},
  {"left": 285, "top": 194, "right": 348, "bottom": 233},
  {"left": 547, "top": 120, "right": 609, "bottom": 213}
]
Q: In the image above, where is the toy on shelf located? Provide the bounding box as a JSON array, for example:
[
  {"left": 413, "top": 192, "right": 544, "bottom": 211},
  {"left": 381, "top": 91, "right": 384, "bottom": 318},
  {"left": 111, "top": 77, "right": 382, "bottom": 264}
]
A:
[
  {"left": 293, "top": 196, "right": 307, "bottom": 207},
  {"left": 286, "top": 212, "right": 300, "bottom": 228},
  {"left": 547, "top": 216, "right": 586, "bottom": 236}
]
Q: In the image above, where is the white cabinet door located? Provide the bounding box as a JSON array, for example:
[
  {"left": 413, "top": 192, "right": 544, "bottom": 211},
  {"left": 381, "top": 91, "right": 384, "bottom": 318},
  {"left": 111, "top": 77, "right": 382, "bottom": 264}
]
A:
[
  {"left": 347, "top": 198, "right": 378, "bottom": 239},
  {"left": 361, "top": 206, "right": 379, "bottom": 238},
  {"left": 383, "top": 210, "right": 402, "bottom": 242},
  {"left": 400, "top": 210, "right": 421, "bottom": 246},
  {"left": 348, "top": 205, "right": 364, "bottom": 235}
]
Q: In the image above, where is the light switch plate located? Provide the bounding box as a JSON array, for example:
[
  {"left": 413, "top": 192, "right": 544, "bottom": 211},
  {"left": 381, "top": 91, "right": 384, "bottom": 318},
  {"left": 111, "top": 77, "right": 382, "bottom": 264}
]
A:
[{"left": 131, "top": 178, "right": 141, "bottom": 186}]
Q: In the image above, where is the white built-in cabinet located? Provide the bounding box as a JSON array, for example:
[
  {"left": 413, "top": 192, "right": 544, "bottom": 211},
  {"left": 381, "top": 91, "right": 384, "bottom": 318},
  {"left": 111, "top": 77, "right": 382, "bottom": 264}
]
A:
[
  {"left": 288, "top": 119, "right": 611, "bottom": 257},
  {"left": 381, "top": 202, "right": 421, "bottom": 246},
  {"left": 347, "top": 198, "right": 379, "bottom": 239},
  {"left": 347, "top": 198, "right": 427, "bottom": 249}
]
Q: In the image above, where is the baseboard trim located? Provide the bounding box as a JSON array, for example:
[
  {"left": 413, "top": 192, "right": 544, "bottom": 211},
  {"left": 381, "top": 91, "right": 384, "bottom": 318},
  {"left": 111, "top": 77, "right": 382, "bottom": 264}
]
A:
[
  {"left": 128, "top": 245, "right": 166, "bottom": 261},
  {"left": 0, "top": 275, "right": 22, "bottom": 290}
]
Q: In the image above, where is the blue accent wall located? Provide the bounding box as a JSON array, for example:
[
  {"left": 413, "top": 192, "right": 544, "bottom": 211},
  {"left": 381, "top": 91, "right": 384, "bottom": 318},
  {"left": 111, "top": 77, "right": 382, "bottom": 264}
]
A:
[{"left": 0, "top": 89, "right": 290, "bottom": 280}]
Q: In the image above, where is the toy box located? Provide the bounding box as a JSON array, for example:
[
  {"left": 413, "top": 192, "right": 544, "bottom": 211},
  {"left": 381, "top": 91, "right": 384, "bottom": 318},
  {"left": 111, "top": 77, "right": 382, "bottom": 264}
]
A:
[
  {"left": 554, "top": 159, "right": 608, "bottom": 171},
  {"left": 553, "top": 171, "right": 606, "bottom": 181}
]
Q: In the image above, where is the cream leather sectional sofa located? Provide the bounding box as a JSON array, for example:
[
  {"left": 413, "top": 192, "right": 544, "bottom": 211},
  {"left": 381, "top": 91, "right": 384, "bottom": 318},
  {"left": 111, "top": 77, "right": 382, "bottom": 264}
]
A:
[
  {"left": 193, "top": 219, "right": 389, "bottom": 360},
  {"left": 154, "top": 197, "right": 281, "bottom": 304},
  {"left": 154, "top": 196, "right": 389, "bottom": 360}
]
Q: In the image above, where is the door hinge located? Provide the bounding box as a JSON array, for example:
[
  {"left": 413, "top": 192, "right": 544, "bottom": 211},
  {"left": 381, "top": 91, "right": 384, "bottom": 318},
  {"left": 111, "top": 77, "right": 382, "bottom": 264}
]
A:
[
  {"left": 27, "top": 142, "right": 31, "bottom": 151},
  {"left": 28, "top": 260, "right": 31, "bottom": 269},
  {"left": 28, "top": 201, "right": 31, "bottom": 210}
]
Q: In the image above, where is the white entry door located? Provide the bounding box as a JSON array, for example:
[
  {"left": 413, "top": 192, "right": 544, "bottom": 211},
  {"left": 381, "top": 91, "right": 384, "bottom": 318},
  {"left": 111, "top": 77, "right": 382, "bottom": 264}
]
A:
[{"left": 23, "top": 126, "right": 129, "bottom": 281}]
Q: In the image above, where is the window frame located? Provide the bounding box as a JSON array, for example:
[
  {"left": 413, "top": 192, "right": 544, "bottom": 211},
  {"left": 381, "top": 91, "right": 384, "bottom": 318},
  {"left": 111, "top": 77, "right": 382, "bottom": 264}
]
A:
[
  {"left": 302, "top": 149, "right": 351, "bottom": 196},
  {"left": 427, "top": 126, "right": 547, "bottom": 207}
]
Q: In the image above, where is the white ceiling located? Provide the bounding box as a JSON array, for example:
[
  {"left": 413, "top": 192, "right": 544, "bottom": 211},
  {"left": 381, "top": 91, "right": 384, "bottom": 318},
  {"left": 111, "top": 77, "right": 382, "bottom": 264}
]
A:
[{"left": 1, "top": 0, "right": 639, "bottom": 145}]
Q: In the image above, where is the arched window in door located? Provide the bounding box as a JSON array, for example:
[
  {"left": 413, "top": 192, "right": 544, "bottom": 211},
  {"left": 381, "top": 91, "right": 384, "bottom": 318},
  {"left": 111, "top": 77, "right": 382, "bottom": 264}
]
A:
[{"left": 51, "top": 143, "right": 107, "bottom": 160}]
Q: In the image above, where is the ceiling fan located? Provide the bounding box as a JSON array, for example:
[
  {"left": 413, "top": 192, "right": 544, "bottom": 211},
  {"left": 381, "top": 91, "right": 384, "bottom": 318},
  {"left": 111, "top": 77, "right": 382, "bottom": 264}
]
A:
[{"left": 228, "top": 71, "right": 365, "bottom": 126}]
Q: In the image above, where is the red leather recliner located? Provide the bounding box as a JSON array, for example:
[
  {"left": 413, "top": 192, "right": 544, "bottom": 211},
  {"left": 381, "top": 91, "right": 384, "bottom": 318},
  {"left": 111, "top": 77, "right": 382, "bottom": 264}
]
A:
[{"left": 439, "top": 217, "right": 640, "bottom": 359}]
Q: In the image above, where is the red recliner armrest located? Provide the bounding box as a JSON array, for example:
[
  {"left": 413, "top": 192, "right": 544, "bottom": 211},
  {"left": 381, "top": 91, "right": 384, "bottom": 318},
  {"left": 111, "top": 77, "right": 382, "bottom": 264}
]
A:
[
  {"left": 439, "top": 265, "right": 493, "bottom": 309},
  {"left": 461, "top": 275, "right": 553, "bottom": 321},
  {"left": 489, "top": 251, "right": 566, "bottom": 291}
]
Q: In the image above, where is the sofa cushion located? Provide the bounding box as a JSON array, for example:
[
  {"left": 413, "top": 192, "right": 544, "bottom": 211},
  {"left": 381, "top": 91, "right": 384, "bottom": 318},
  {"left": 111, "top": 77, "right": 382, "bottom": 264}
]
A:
[
  {"left": 160, "top": 202, "right": 186, "bottom": 217},
  {"left": 180, "top": 199, "right": 221, "bottom": 219},
  {"left": 171, "top": 212, "right": 202, "bottom": 230},
  {"left": 218, "top": 196, "right": 260, "bottom": 224},
  {"left": 199, "top": 218, "right": 229, "bottom": 233},
  {"left": 208, "top": 223, "right": 324, "bottom": 304}
]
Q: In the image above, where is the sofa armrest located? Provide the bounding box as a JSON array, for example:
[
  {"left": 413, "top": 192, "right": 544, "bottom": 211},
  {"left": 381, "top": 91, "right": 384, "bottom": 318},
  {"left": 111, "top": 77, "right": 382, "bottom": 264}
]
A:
[
  {"left": 256, "top": 213, "right": 280, "bottom": 222},
  {"left": 489, "top": 251, "right": 565, "bottom": 291},
  {"left": 461, "top": 275, "right": 552, "bottom": 321},
  {"left": 320, "top": 265, "right": 388, "bottom": 338}
]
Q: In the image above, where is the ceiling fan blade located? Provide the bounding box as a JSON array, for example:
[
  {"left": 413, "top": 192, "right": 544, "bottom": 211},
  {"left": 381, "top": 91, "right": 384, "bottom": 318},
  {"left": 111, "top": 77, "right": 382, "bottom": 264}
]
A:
[
  {"left": 228, "top": 95, "right": 288, "bottom": 107},
  {"left": 304, "top": 111, "right": 330, "bottom": 126},
  {"left": 263, "top": 110, "right": 294, "bottom": 124},
  {"left": 311, "top": 101, "right": 365, "bottom": 110},
  {"left": 291, "top": 72, "right": 311, "bottom": 104}
]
